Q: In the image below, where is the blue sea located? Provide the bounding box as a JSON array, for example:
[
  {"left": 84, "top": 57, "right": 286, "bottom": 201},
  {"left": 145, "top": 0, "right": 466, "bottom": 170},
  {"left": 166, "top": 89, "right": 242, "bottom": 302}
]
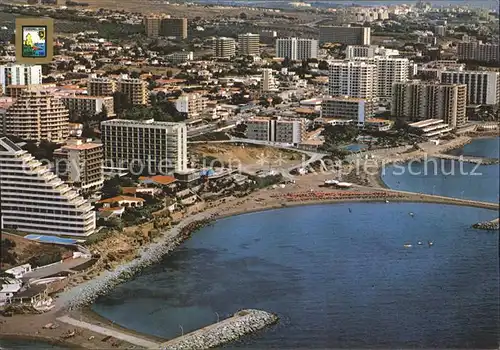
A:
[
  {"left": 382, "top": 138, "right": 500, "bottom": 203},
  {"left": 92, "top": 203, "right": 498, "bottom": 348}
]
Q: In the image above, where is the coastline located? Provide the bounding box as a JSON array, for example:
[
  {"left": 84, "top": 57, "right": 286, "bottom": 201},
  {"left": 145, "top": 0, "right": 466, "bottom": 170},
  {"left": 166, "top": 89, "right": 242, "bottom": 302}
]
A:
[{"left": 1, "top": 133, "right": 498, "bottom": 349}]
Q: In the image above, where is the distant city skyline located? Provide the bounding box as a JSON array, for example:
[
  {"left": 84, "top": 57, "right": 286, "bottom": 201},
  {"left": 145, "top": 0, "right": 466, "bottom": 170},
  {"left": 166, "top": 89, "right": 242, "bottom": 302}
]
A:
[{"left": 194, "top": 0, "right": 498, "bottom": 10}]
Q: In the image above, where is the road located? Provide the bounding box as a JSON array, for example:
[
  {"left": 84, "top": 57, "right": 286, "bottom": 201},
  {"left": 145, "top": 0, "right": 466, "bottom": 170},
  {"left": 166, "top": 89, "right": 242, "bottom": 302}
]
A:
[
  {"left": 190, "top": 137, "right": 326, "bottom": 180},
  {"left": 57, "top": 315, "right": 160, "bottom": 349}
]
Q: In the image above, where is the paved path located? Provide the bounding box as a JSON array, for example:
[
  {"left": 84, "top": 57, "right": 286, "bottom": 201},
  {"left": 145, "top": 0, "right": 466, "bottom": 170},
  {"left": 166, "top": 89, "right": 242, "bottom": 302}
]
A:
[{"left": 57, "top": 315, "right": 160, "bottom": 349}]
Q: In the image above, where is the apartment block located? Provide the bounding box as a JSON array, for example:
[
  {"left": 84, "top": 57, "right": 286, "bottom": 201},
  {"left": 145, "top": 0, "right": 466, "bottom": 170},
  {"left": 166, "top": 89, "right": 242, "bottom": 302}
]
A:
[
  {"left": 101, "top": 119, "right": 188, "bottom": 174},
  {"left": 144, "top": 16, "right": 161, "bottom": 38},
  {"left": 328, "top": 61, "right": 377, "bottom": 114},
  {"left": 60, "top": 95, "right": 115, "bottom": 119},
  {"left": 238, "top": 33, "right": 260, "bottom": 56},
  {"left": 276, "top": 38, "right": 318, "bottom": 61},
  {"left": 144, "top": 16, "right": 188, "bottom": 39},
  {"left": 167, "top": 51, "right": 194, "bottom": 64},
  {"left": 175, "top": 93, "right": 208, "bottom": 119},
  {"left": 246, "top": 117, "right": 304, "bottom": 144},
  {"left": 440, "top": 70, "right": 499, "bottom": 106},
  {"left": 260, "top": 69, "right": 278, "bottom": 93},
  {"left": 345, "top": 45, "right": 399, "bottom": 59},
  {"left": 319, "top": 25, "right": 371, "bottom": 45},
  {"left": 0, "top": 137, "right": 96, "bottom": 237},
  {"left": 87, "top": 78, "right": 117, "bottom": 97},
  {"left": 53, "top": 139, "right": 104, "bottom": 194},
  {"left": 161, "top": 18, "right": 188, "bottom": 40},
  {"left": 392, "top": 81, "right": 467, "bottom": 128},
  {"left": 212, "top": 37, "right": 236, "bottom": 58},
  {"left": 321, "top": 96, "right": 370, "bottom": 122},
  {"left": 457, "top": 41, "right": 499, "bottom": 63},
  {"left": 117, "top": 78, "right": 149, "bottom": 106},
  {"left": 3, "top": 90, "right": 69, "bottom": 143},
  {"left": 0, "top": 64, "right": 42, "bottom": 93}
]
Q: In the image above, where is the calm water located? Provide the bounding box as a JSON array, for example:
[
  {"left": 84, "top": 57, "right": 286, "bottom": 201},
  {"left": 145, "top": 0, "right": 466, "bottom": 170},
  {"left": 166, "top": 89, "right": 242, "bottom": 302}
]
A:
[
  {"left": 93, "top": 203, "right": 499, "bottom": 348},
  {"left": 450, "top": 137, "right": 500, "bottom": 159},
  {"left": 382, "top": 138, "right": 500, "bottom": 203}
]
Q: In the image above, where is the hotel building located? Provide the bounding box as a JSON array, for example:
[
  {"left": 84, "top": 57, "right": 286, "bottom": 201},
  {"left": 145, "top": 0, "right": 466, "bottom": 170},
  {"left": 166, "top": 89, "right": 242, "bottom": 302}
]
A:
[
  {"left": 238, "top": 33, "right": 260, "bottom": 56},
  {"left": 175, "top": 93, "right": 208, "bottom": 119},
  {"left": 246, "top": 117, "right": 304, "bottom": 144},
  {"left": 101, "top": 119, "right": 188, "bottom": 174},
  {"left": 440, "top": 70, "right": 499, "bottom": 106},
  {"left": 392, "top": 81, "right": 467, "bottom": 128},
  {"left": 3, "top": 90, "right": 69, "bottom": 143},
  {"left": 60, "top": 95, "right": 115, "bottom": 119},
  {"left": 319, "top": 25, "right": 371, "bottom": 45},
  {"left": 328, "top": 61, "right": 377, "bottom": 115},
  {"left": 457, "top": 41, "right": 499, "bottom": 63},
  {"left": 275, "top": 38, "right": 318, "bottom": 61},
  {"left": 53, "top": 139, "right": 104, "bottom": 195},
  {"left": 321, "top": 96, "right": 370, "bottom": 122},
  {"left": 117, "top": 78, "right": 149, "bottom": 106},
  {"left": 0, "top": 137, "right": 96, "bottom": 237},
  {"left": 260, "top": 69, "right": 278, "bottom": 93},
  {"left": 212, "top": 37, "right": 236, "bottom": 58},
  {"left": 144, "top": 16, "right": 188, "bottom": 39},
  {"left": 87, "top": 78, "right": 117, "bottom": 97},
  {"left": 0, "top": 64, "right": 42, "bottom": 94}
]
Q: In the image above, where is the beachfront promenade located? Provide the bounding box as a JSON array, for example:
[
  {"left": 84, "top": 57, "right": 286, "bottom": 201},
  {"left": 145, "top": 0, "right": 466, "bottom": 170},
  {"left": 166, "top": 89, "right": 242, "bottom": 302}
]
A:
[{"left": 56, "top": 315, "right": 160, "bottom": 348}]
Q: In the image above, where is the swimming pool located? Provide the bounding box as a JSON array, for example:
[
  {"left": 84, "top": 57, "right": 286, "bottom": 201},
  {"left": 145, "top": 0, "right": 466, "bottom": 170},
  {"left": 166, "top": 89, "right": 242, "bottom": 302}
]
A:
[{"left": 24, "top": 235, "right": 77, "bottom": 245}]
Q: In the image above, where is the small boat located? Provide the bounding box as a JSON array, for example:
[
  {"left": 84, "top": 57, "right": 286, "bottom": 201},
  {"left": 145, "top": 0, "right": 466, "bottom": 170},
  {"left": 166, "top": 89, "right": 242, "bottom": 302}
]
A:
[
  {"left": 409, "top": 212, "right": 414, "bottom": 217},
  {"left": 348, "top": 208, "right": 352, "bottom": 213},
  {"left": 403, "top": 243, "right": 412, "bottom": 248},
  {"left": 428, "top": 241, "right": 434, "bottom": 247},
  {"left": 417, "top": 241, "right": 423, "bottom": 245},
  {"left": 385, "top": 200, "right": 389, "bottom": 203}
]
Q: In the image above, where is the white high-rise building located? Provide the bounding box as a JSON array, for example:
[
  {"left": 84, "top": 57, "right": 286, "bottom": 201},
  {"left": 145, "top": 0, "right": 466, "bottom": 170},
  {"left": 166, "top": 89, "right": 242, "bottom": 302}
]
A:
[
  {"left": 238, "top": 33, "right": 260, "bottom": 56},
  {"left": 260, "top": 69, "right": 278, "bottom": 93},
  {"left": 354, "top": 57, "right": 411, "bottom": 99},
  {"left": 212, "top": 37, "right": 236, "bottom": 58},
  {"left": 457, "top": 41, "right": 499, "bottom": 63},
  {"left": 345, "top": 45, "right": 399, "bottom": 59},
  {"left": 0, "top": 64, "right": 42, "bottom": 93},
  {"left": 328, "top": 61, "right": 377, "bottom": 114},
  {"left": 0, "top": 137, "right": 96, "bottom": 237},
  {"left": 275, "top": 38, "right": 318, "bottom": 61},
  {"left": 440, "top": 70, "right": 500, "bottom": 105},
  {"left": 101, "top": 119, "right": 188, "bottom": 174},
  {"left": 319, "top": 25, "right": 371, "bottom": 45}
]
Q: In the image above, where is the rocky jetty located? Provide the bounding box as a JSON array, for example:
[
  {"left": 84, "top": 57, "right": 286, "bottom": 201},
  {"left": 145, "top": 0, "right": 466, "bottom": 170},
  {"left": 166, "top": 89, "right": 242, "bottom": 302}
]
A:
[
  {"left": 161, "top": 309, "right": 278, "bottom": 350},
  {"left": 63, "top": 214, "right": 218, "bottom": 309},
  {"left": 472, "top": 218, "right": 499, "bottom": 231}
]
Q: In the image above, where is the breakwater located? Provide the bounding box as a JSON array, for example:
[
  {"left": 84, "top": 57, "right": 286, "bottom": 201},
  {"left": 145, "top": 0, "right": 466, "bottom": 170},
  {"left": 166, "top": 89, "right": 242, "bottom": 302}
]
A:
[
  {"left": 63, "top": 214, "right": 217, "bottom": 309},
  {"left": 472, "top": 218, "right": 499, "bottom": 231},
  {"left": 160, "top": 309, "right": 278, "bottom": 350}
]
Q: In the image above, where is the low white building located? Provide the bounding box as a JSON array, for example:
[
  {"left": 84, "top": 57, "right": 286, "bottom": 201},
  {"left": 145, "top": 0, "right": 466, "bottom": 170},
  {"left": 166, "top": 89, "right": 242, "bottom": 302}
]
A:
[
  {"left": 0, "top": 277, "right": 22, "bottom": 306},
  {"left": 5, "top": 264, "right": 32, "bottom": 279}
]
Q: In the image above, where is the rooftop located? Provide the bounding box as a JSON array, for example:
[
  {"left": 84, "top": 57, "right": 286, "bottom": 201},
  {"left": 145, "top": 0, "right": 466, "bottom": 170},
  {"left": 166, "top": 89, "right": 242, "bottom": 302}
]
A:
[
  {"left": 139, "top": 175, "right": 177, "bottom": 186},
  {"left": 97, "top": 196, "right": 145, "bottom": 204}
]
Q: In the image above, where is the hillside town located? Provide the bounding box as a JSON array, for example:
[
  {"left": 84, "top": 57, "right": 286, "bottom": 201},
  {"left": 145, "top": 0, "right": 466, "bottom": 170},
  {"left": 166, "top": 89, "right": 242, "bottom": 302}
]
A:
[{"left": 0, "top": 0, "right": 498, "bottom": 327}]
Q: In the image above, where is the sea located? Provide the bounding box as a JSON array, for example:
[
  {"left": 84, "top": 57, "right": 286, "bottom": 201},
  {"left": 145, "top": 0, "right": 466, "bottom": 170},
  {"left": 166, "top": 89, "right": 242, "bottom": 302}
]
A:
[
  {"left": 382, "top": 137, "right": 500, "bottom": 203},
  {"left": 2, "top": 138, "right": 498, "bottom": 349}
]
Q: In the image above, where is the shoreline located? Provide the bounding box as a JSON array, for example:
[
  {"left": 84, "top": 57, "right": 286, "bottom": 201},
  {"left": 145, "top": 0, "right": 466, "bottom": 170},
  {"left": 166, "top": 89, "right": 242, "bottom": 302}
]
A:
[{"left": 1, "top": 134, "right": 499, "bottom": 348}]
